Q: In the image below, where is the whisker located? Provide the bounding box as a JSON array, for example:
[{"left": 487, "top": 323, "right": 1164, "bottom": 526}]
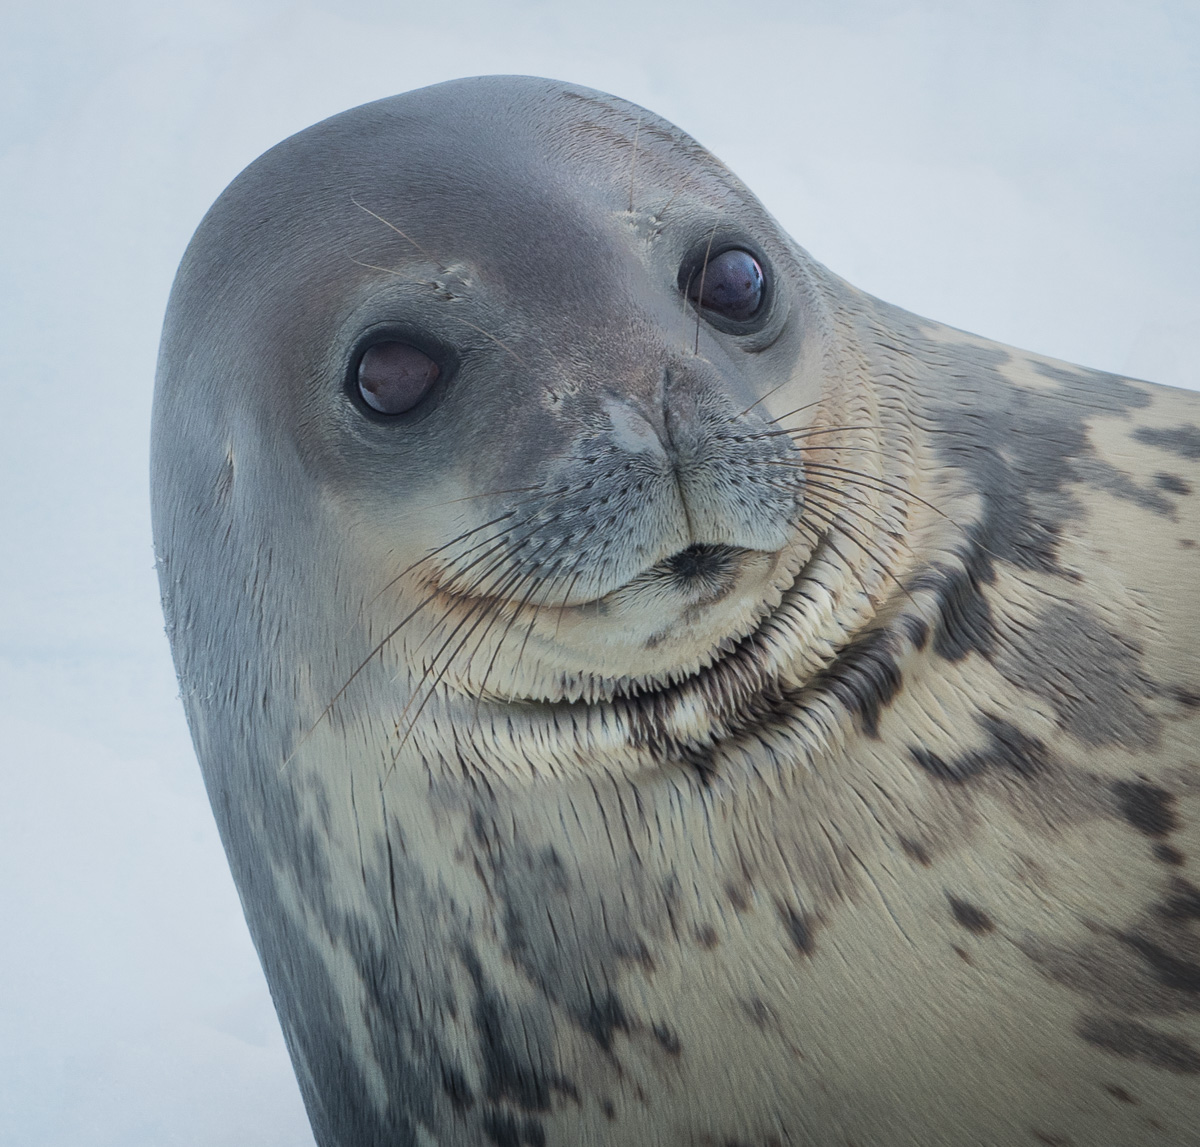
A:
[
  {"left": 762, "top": 456, "right": 970, "bottom": 541},
  {"left": 386, "top": 539, "right": 578, "bottom": 776},
  {"left": 384, "top": 600, "right": 513, "bottom": 777},
  {"left": 734, "top": 377, "right": 792, "bottom": 420},
  {"left": 364, "top": 510, "right": 519, "bottom": 611},
  {"left": 351, "top": 197, "right": 447, "bottom": 271},
  {"left": 465, "top": 540, "right": 579, "bottom": 735},
  {"left": 392, "top": 560, "right": 530, "bottom": 730},
  {"left": 655, "top": 185, "right": 684, "bottom": 220},
  {"left": 744, "top": 423, "right": 888, "bottom": 442},
  {"left": 763, "top": 397, "right": 824, "bottom": 427},
  {"left": 503, "top": 544, "right": 583, "bottom": 699},
  {"left": 552, "top": 557, "right": 591, "bottom": 642},
  {"left": 443, "top": 314, "right": 533, "bottom": 372},
  {"left": 792, "top": 513, "right": 877, "bottom": 609},
  {"left": 801, "top": 488, "right": 918, "bottom": 610},
  {"left": 346, "top": 254, "right": 436, "bottom": 282},
  {"left": 426, "top": 484, "right": 546, "bottom": 509},
  {"left": 465, "top": 570, "right": 549, "bottom": 729},
  {"left": 280, "top": 515, "right": 539, "bottom": 770},
  {"left": 800, "top": 460, "right": 985, "bottom": 546},
  {"left": 769, "top": 450, "right": 1005, "bottom": 575}
]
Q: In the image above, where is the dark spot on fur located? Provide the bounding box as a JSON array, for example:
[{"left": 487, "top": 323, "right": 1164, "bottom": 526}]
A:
[
  {"left": 1169, "top": 685, "right": 1200, "bottom": 710},
  {"left": 953, "top": 945, "right": 973, "bottom": 964},
  {"left": 1160, "top": 878, "right": 1200, "bottom": 923},
  {"left": 601, "top": 1099, "right": 615, "bottom": 1120},
  {"left": 900, "top": 613, "right": 930, "bottom": 651},
  {"left": 911, "top": 746, "right": 967, "bottom": 782},
  {"left": 1020, "top": 877, "right": 1200, "bottom": 1022},
  {"left": 1154, "top": 843, "right": 1185, "bottom": 866},
  {"left": 948, "top": 895, "right": 995, "bottom": 934},
  {"left": 914, "top": 546, "right": 996, "bottom": 663},
  {"left": 743, "top": 997, "right": 775, "bottom": 1027},
  {"left": 1181, "top": 538, "right": 1197, "bottom": 548},
  {"left": 215, "top": 447, "right": 235, "bottom": 502},
  {"left": 921, "top": 348, "right": 1146, "bottom": 597},
  {"left": 482, "top": 1112, "right": 546, "bottom": 1147},
  {"left": 862, "top": 339, "right": 1153, "bottom": 668},
  {"left": 461, "top": 948, "right": 573, "bottom": 1114},
  {"left": 1153, "top": 472, "right": 1193, "bottom": 495},
  {"left": 997, "top": 604, "right": 1160, "bottom": 749},
  {"left": 1073, "top": 456, "right": 1175, "bottom": 516},
  {"left": 726, "top": 882, "right": 750, "bottom": 912},
  {"left": 613, "top": 937, "right": 656, "bottom": 974},
  {"left": 857, "top": 335, "right": 1166, "bottom": 741},
  {"left": 1031, "top": 1132, "right": 1072, "bottom": 1146},
  {"left": 899, "top": 836, "right": 932, "bottom": 866},
  {"left": 652, "top": 1022, "right": 682, "bottom": 1055},
  {"left": 580, "top": 991, "right": 631, "bottom": 1054},
  {"left": 694, "top": 924, "right": 720, "bottom": 948},
  {"left": 1112, "top": 780, "right": 1178, "bottom": 838},
  {"left": 813, "top": 627, "right": 903, "bottom": 737},
  {"left": 441, "top": 1063, "right": 475, "bottom": 1110},
  {"left": 472, "top": 989, "right": 550, "bottom": 1110},
  {"left": 1117, "top": 929, "right": 1200, "bottom": 994},
  {"left": 1133, "top": 424, "right": 1200, "bottom": 461},
  {"left": 911, "top": 716, "right": 1051, "bottom": 784},
  {"left": 776, "top": 901, "right": 817, "bottom": 954},
  {"left": 1077, "top": 1014, "right": 1200, "bottom": 1073},
  {"left": 1102, "top": 1083, "right": 1138, "bottom": 1104}
]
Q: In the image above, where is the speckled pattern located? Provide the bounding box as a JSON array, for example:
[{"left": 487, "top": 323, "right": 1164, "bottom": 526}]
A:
[{"left": 152, "top": 77, "right": 1200, "bottom": 1146}]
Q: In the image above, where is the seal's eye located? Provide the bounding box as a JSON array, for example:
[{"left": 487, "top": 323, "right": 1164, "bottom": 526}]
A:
[
  {"left": 687, "top": 249, "right": 764, "bottom": 322},
  {"left": 357, "top": 342, "right": 440, "bottom": 414}
]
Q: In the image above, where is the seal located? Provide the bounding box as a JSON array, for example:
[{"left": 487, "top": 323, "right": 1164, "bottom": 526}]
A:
[{"left": 151, "top": 76, "right": 1200, "bottom": 1146}]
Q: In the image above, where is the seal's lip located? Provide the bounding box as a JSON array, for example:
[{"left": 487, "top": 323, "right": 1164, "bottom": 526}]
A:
[
  {"left": 429, "top": 530, "right": 819, "bottom": 755},
  {"left": 526, "top": 538, "right": 819, "bottom": 757},
  {"left": 607, "top": 571, "right": 785, "bottom": 703}
]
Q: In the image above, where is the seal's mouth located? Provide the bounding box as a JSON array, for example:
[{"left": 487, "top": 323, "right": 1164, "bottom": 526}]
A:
[
  {"left": 524, "top": 535, "right": 831, "bottom": 763},
  {"left": 420, "top": 529, "right": 840, "bottom": 765},
  {"left": 600, "top": 542, "right": 751, "bottom": 624},
  {"left": 602, "top": 555, "right": 803, "bottom": 757},
  {"left": 655, "top": 542, "right": 743, "bottom": 603},
  {"left": 606, "top": 545, "right": 784, "bottom": 693}
]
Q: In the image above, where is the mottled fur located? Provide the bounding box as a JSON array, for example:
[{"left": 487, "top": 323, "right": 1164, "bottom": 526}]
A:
[{"left": 152, "top": 78, "right": 1200, "bottom": 1146}]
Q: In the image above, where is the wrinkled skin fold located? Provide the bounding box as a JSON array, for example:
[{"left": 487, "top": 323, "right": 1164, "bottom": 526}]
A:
[{"left": 152, "top": 77, "right": 1200, "bottom": 1146}]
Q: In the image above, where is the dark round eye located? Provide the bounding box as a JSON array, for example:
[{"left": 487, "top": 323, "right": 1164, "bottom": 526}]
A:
[
  {"left": 356, "top": 342, "right": 440, "bottom": 414},
  {"left": 687, "top": 248, "right": 764, "bottom": 321}
]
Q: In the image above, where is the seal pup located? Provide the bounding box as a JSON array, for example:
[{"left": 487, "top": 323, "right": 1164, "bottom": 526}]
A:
[{"left": 152, "top": 77, "right": 1200, "bottom": 1146}]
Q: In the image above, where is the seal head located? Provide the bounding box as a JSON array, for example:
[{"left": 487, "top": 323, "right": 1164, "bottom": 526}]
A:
[{"left": 153, "top": 77, "right": 1200, "bottom": 1146}]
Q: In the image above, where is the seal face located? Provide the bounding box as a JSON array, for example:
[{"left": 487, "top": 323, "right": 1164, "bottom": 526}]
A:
[{"left": 152, "top": 77, "right": 1200, "bottom": 1146}]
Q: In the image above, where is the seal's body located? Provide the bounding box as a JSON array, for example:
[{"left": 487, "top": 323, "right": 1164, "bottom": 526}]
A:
[{"left": 152, "top": 78, "right": 1200, "bottom": 1145}]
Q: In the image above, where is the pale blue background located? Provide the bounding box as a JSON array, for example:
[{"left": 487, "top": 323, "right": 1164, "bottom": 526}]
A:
[{"left": 1, "top": 2, "right": 1197, "bottom": 1143}]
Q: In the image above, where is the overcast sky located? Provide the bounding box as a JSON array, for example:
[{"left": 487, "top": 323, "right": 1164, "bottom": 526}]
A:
[{"left": 1, "top": 2, "right": 1197, "bottom": 1144}]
